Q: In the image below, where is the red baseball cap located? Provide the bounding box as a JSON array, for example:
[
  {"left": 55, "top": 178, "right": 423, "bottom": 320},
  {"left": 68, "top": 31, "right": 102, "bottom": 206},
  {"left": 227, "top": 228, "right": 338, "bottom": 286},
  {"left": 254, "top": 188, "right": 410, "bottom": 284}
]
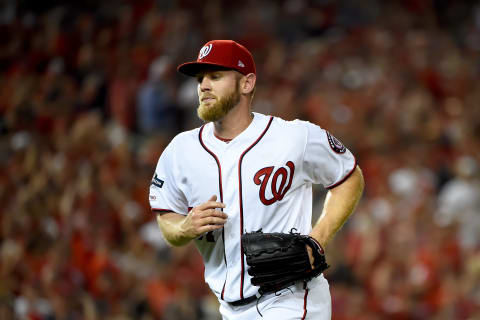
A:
[{"left": 177, "top": 40, "right": 256, "bottom": 77}]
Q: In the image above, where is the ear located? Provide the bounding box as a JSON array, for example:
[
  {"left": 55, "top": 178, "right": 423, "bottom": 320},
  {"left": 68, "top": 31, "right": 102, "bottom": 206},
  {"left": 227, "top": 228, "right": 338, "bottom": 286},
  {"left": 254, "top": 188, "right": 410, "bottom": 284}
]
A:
[{"left": 240, "top": 73, "right": 256, "bottom": 95}]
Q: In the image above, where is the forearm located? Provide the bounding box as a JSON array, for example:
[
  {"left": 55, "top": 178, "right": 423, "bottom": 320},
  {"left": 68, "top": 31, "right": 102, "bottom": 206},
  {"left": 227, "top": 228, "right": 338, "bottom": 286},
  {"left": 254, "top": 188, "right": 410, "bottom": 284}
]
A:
[
  {"left": 155, "top": 195, "right": 228, "bottom": 247},
  {"left": 310, "top": 166, "right": 365, "bottom": 247},
  {"left": 156, "top": 212, "right": 195, "bottom": 246}
]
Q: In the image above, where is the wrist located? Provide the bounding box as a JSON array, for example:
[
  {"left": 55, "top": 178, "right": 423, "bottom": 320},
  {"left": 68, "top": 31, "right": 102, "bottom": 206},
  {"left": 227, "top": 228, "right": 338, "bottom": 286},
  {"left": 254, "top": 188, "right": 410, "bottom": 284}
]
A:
[
  {"left": 308, "top": 233, "right": 328, "bottom": 249},
  {"left": 178, "top": 220, "right": 196, "bottom": 244},
  {"left": 308, "top": 235, "right": 325, "bottom": 254}
]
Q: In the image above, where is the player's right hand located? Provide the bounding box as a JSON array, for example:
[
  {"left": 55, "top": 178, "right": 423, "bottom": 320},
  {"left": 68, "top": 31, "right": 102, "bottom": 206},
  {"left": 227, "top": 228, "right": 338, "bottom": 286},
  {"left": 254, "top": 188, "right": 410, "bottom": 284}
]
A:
[{"left": 180, "top": 195, "right": 228, "bottom": 239}]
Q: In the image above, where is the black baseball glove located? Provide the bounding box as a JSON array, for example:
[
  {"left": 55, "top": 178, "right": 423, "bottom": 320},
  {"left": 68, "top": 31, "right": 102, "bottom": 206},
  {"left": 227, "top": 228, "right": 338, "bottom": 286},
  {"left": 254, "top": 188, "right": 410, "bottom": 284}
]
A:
[{"left": 241, "top": 229, "right": 329, "bottom": 295}]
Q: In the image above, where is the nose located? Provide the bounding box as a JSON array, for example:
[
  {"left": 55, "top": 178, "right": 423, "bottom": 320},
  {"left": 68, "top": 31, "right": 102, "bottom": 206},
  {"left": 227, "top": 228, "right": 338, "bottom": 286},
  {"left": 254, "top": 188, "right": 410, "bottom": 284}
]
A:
[{"left": 199, "top": 77, "right": 211, "bottom": 92}]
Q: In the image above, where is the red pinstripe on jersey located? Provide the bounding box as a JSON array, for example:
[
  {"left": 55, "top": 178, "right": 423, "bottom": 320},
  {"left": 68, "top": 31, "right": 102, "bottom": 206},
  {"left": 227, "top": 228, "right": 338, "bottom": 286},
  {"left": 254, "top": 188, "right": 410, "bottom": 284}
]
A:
[
  {"left": 238, "top": 116, "right": 273, "bottom": 299},
  {"left": 301, "top": 286, "right": 309, "bottom": 320},
  {"left": 326, "top": 158, "right": 357, "bottom": 189},
  {"left": 198, "top": 124, "right": 228, "bottom": 300},
  {"left": 151, "top": 207, "right": 193, "bottom": 214},
  {"left": 151, "top": 208, "right": 174, "bottom": 214}
]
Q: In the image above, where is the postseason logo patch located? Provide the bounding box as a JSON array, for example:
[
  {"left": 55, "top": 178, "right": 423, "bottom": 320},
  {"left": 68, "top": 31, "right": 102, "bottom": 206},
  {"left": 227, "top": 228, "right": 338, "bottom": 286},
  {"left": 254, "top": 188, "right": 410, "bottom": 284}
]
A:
[
  {"left": 326, "top": 131, "right": 346, "bottom": 154},
  {"left": 151, "top": 174, "right": 164, "bottom": 188}
]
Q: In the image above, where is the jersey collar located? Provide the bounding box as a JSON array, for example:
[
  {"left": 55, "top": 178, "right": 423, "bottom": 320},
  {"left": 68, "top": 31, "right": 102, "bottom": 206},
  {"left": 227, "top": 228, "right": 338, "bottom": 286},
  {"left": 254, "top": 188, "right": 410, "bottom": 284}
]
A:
[{"left": 202, "top": 112, "right": 270, "bottom": 151}]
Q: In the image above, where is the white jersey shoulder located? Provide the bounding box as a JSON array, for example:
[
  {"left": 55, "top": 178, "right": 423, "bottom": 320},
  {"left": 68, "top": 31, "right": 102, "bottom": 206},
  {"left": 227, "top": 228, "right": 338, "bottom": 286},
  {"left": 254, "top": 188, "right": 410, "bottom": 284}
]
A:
[
  {"left": 149, "top": 127, "right": 203, "bottom": 215},
  {"left": 269, "top": 116, "right": 356, "bottom": 188}
]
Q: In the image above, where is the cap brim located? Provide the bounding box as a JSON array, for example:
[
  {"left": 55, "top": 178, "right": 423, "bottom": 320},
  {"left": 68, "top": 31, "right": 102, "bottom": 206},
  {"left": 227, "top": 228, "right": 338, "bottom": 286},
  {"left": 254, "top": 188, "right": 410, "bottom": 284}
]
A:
[{"left": 177, "top": 61, "right": 235, "bottom": 77}]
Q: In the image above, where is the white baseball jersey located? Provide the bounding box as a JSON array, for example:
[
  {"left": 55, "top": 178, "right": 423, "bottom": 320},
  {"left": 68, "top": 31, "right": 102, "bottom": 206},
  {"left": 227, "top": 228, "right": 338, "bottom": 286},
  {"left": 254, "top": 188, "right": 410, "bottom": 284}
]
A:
[{"left": 149, "top": 112, "right": 356, "bottom": 303}]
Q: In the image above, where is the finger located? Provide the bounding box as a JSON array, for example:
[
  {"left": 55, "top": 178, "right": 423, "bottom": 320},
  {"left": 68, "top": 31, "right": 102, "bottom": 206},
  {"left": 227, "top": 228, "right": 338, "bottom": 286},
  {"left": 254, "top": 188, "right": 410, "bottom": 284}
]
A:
[
  {"left": 200, "top": 216, "right": 227, "bottom": 226},
  {"left": 197, "top": 198, "right": 226, "bottom": 211},
  {"left": 206, "top": 210, "right": 228, "bottom": 220},
  {"left": 201, "top": 209, "right": 228, "bottom": 219},
  {"left": 191, "top": 211, "right": 227, "bottom": 228},
  {"left": 200, "top": 224, "right": 224, "bottom": 233},
  {"left": 306, "top": 246, "right": 315, "bottom": 269},
  {"left": 209, "top": 210, "right": 228, "bottom": 219},
  {"left": 194, "top": 195, "right": 217, "bottom": 212}
]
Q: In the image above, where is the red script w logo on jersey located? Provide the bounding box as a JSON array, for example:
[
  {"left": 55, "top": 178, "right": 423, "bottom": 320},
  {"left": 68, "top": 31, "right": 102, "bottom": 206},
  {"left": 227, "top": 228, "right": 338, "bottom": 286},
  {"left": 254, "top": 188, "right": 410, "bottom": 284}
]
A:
[{"left": 253, "top": 161, "right": 295, "bottom": 205}]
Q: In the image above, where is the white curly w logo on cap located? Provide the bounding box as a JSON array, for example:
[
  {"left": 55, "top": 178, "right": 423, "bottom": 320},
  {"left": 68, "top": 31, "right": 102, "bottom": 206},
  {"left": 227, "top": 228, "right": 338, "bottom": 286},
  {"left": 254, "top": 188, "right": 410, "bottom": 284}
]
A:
[{"left": 198, "top": 44, "right": 213, "bottom": 59}]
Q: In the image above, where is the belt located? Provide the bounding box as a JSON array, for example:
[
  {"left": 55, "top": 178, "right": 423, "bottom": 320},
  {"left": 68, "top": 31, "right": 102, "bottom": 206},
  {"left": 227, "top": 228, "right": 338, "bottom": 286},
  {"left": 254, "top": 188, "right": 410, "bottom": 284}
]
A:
[{"left": 228, "top": 294, "right": 258, "bottom": 307}]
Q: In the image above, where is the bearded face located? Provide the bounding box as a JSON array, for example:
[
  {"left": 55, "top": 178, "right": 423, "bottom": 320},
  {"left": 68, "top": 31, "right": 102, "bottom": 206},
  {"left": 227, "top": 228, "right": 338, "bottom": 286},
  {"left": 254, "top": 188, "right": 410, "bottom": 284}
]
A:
[{"left": 197, "top": 76, "right": 241, "bottom": 122}]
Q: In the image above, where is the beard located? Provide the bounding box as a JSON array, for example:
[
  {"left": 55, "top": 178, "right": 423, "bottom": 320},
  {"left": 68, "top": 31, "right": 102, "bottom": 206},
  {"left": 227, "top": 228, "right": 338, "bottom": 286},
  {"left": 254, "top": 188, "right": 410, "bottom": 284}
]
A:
[{"left": 197, "top": 82, "right": 241, "bottom": 122}]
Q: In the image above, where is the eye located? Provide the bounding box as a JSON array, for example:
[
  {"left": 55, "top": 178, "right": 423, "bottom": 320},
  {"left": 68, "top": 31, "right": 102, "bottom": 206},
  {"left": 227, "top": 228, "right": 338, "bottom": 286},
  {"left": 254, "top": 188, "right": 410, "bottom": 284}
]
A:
[{"left": 196, "top": 75, "right": 204, "bottom": 83}]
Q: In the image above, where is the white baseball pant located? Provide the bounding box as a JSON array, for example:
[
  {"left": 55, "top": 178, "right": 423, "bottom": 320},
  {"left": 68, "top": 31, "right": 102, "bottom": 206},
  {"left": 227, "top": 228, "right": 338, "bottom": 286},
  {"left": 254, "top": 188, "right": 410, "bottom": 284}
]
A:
[{"left": 219, "top": 275, "right": 331, "bottom": 320}]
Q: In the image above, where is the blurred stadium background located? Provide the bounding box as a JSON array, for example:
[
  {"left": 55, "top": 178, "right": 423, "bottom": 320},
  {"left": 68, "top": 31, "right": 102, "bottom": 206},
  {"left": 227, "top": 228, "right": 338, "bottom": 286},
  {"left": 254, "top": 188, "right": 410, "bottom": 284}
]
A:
[{"left": 1, "top": 0, "right": 479, "bottom": 319}]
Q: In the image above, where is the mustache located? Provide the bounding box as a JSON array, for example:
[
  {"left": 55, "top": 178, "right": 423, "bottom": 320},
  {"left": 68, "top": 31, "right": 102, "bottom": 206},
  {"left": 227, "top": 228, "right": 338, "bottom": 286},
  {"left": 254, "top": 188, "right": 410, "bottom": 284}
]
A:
[{"left": 200, "top": 94, "right": 217, "bottom": 100}]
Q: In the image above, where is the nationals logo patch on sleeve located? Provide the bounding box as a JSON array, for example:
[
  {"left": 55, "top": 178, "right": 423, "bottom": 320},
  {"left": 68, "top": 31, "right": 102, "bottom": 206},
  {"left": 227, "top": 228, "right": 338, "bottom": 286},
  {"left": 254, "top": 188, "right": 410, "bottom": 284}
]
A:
[{"left": 326, "top": 131, "right": 346, "bottom": 154}]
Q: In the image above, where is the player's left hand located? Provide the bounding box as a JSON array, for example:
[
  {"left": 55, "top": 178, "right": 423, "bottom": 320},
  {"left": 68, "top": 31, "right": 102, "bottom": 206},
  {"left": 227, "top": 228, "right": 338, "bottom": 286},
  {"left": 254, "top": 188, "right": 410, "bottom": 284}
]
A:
[
  {"left": 306, "top": 246, "right": 315, "bottom": 269},
  {"left": 306, "top": 235, "right": 325, "bottom": 270}
]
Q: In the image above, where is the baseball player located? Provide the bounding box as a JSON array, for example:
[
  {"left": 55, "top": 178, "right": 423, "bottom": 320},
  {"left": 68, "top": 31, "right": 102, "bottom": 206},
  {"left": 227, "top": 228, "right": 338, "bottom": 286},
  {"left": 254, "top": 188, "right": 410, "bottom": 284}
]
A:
[{"left": 150, "top": 40, "right": 364, "bottom": 319}]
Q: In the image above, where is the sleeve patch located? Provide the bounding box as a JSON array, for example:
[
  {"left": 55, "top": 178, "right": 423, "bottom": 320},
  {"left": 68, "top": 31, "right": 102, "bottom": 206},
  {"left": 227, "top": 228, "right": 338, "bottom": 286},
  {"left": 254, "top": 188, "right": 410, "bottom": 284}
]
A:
[
  {"left": 151, "top": 174, "right": 164, "bottom": 188},
  {"left": 326, "top": 131, "right": 346, "bottom": 154}
]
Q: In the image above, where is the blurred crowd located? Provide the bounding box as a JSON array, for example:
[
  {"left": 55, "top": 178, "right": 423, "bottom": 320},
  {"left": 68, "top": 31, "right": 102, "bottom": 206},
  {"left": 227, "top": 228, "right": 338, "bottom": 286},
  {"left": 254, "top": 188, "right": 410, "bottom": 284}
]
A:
[{"left": 1, "top": 0, "right": 479, "bottom": 319}]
